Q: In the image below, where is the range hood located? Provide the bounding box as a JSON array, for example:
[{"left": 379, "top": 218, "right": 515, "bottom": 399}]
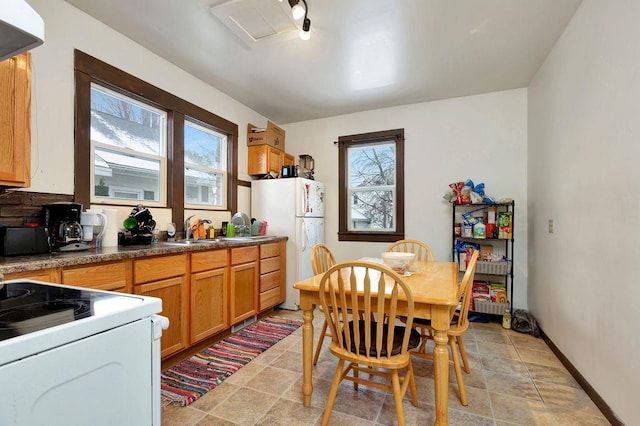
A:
[{"left": 0, "top": 0, "right": 44, "bottom": 62}]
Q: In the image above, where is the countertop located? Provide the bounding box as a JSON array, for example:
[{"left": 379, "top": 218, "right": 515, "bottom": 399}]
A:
[{"left": 0, "top": 236, "right": 287, "bottom": 276}]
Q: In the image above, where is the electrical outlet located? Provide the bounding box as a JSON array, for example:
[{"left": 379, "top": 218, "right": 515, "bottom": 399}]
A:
[{"left": 548, "top": 219, "right": 554, "bottom": 234}]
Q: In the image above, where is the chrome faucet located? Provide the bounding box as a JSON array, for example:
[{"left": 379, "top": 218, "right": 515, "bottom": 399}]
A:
[{"left": 184, "top": 215, "right": 195, "bottom": 240}]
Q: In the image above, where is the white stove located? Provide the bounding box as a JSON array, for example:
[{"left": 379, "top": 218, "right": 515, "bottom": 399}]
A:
[{"left": 0, "top": 279, "right": 168, "bottom": 426}]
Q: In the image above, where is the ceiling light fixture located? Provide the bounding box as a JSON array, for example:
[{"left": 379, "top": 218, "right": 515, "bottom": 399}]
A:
[
  {"left": 299, "top": 17, "right": 310, "bottom": 40},
  {"left": 286, "top": 0, "right": 311, "bottom": 40},
  {"left": 288, "top": 0, "right": 305, "bottom": 20}
]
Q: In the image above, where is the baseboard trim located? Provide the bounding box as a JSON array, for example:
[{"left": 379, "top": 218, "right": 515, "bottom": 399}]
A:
[{"left": 539, "top": 328, "right": 623, "bottom": 425}]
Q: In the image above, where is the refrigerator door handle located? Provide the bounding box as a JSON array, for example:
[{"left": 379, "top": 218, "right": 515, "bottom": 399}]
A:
[
  {"left": 299, "top": 219, "right": 308, "bottom": 251},
  {"left": 300, "top": 182, "right": 308, "bottom": 216}
]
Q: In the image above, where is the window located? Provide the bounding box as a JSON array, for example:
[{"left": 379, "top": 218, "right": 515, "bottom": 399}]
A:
[
  {"left": 90, "top": 83, "right": 167, "bottom": 206},
  {"left": 184, "top": 119, "right": 227, "bottom": 209},
  {"left": 74, "top": 50, "right": 239, "bottom": 224},
  {"left": 338, "top": 129, "right": 404, "bottom": 242}
]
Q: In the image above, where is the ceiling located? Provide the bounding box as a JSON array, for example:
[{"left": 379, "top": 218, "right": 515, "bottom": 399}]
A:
[{"left": 63, "top": 0, "right": 582, "bottom": 124}]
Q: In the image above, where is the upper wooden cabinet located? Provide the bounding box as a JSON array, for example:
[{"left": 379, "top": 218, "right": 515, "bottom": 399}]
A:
[
  {"left": 248, "top": 145, "right": 295, "bottom": 176},
  {"left": 0, "top": 53, "right": 31, "bottom": 187}
]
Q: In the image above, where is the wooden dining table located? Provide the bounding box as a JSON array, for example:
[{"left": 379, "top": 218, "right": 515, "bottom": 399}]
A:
[{"left": 293, "top": 260, "right": 460, "bottom": 426}]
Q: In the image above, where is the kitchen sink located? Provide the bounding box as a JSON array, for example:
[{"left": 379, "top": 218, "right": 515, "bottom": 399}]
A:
[
  {"left": 163, "top": 236, "right": 271, "bottom": 245},
  {"left": 163, "top": 239, "right": 215, "bottom": 245}
]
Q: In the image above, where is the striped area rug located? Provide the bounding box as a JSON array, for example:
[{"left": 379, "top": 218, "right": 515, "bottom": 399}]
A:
[{"left": 160, "top": 316, "right": 302, "bottom": 406}]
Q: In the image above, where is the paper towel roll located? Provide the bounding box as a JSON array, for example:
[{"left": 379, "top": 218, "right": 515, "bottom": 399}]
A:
[{"left": 91, "top": 208, "right": 118, "bottom": 247}]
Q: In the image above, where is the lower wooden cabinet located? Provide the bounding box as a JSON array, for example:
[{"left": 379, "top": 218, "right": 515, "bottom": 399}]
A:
[
  {"left": 229, "top": 246, "right": 259, "bottom": 325},
  {"left": 259, "top": 241, "right": 286, "bottom": 310},
  {"left": 134, "top": 254, "right": 188, "bottom": 359},
  {"left": 190, "top": 250, "right": 228, "bottom": 343},
  {"left": 1, "top": 241, "right": 286, "bottom": 360},
  {"left": 134, "top": 275, "right": 188, "bottom": 359}
]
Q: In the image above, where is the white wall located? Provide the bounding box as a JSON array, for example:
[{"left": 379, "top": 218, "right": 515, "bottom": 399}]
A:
[
  {"left": 25, "top": 0, "right": 267, "bottom": 228},
  {"left": 528, "top": 1, "right": 640, "bottom": 423},
  {"left": 284, "top": 89, "right": 529, "bottom": 309}
]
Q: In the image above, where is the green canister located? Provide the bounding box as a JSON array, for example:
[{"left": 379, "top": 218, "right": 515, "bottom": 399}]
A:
[{"left": 226, "top": 222, "right": 236, "bottom": 237}]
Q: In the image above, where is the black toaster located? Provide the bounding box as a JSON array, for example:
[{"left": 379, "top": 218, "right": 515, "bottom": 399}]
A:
[{"left": 0, "top": 226, "right": 51, "bottom": 256}]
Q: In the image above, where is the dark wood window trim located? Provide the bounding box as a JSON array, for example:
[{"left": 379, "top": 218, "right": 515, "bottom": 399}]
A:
[
  {"left": 74, "top": 50, "right": 238, "bottom": 233},
  {"left": 337, "top": 129, "right": 405, "bottom": 242}
]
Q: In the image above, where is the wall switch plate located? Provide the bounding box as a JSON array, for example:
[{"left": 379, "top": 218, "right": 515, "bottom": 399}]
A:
[{"left": 548, "top": 219, "right": 554, "bottom": 234}]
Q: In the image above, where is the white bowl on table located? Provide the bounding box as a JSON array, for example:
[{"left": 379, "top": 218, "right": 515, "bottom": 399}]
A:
[{"left": 381, "top": 252, "right": 417, "bottom": 275}]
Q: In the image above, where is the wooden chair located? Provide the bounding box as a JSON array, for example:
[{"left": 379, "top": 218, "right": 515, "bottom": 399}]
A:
[
  {"left": 387, "top": 239, "right": 434, "bottom": 263},
  {"left": 310, "top": 243, "right": 336, "bottom": 365},
  {"left": 410, "top": 250, "right": 479, "bottom": 406},
  {"left": 319, "top": 261, "right": 421, "bottom": 426}
]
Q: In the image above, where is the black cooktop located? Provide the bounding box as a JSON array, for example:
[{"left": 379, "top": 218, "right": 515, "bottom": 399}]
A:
[{"left": 0, "top": 281, "right": 129, "bottom": 341}]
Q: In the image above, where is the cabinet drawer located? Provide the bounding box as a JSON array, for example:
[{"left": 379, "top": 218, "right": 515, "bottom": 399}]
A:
[
  {"left": 260, "top": 243, "right": 282, "bottom": 259},
  {"left": 260, "top": 286, "right": 282, "bottom": 310},
  {"left": 260, "top": 256, "right": 280, "bottom": 275},
  {"left": 134, "top": 254, "right": 187, "bottom": 284},
  {"left": 231, "top": 246, "right": 258, "bottom": 265},
  {"left": 260, "top": 270, "right": 281, "bottom": 292},
  {"left": 191, "top": 249, "right": 228, "bottom": 273},
  {"left": 3, "top": 268, "right": 60, "bottom": 283},
  {"left": 62, "top": 261, "right": 130, "bottom": 291}
]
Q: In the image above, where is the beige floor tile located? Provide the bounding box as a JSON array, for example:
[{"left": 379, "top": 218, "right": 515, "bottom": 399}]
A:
[
  {"left": 252, "top": 346, "right": 286, "bottom": 366},
  {"left": 374, "top": 395, "right": 435, "bottom": 425},
  {"left": 244, "top": 365, "right": 301, "bottom": 396},
  {"left": 161, "top": 404, "right": 207, "bottom": 426},
  {"left": 549, "top": 409, "right": 611, "bottom": 425},
  {"left": 189, "top": 381, "right": 239, "bottom": 412},
  {"left": 518, "top": 347, "right": 565, "bottom": 369},
  {"left": 508, "top": 331, "right": 550, "bottom": 351},
  {"left": 483, "top": 370, "right": 541, "bottom": 401},
  {"left": 255, "top": 398, "right": 323, "bottom": 425},
  {"left": 281, "top": 376, "right": 335, "bottom": 408},
  {"left": 327, "top": 381, "right": 388, "bottom": 421},
  {"left": 447, "top": 408, "right": 496, "bottom": 426},
  {"left": 315, "top": 411, "right": 376, "bottom": 426},
  {"left": 477, "top": 340, "right": 521, "bottom": 360},
  {"left": 489, "top": 392, "right": 558, "bottom": 426},
  {"left": 526, "top": 361, "right": 581, "bottom": 389},
  {"left": 223, "top": 360, "right": 265, "bottom": 386},
  {"left": 268, "top": 349, "right": 305, "bottom": 373},
  {"left": 470, "top": 321, "right": 505, "bottom": 332},
  {"left": 473, "top": 329, "right": 513, "bottom": 345},
  {"left": 210, "top": 387, "right": 278, "bottom": 425},
  {"left": 195, "top": 414, "right": 241, "bottom": 426},
  {"left": 481, "top": 354, "right": 530, "bottom": 378},
  {"left": 535, "top": 381, "right": 605, "bottom": 419}
]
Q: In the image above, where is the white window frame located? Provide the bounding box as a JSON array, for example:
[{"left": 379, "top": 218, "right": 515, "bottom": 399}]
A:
[
  {"left": 183, "top": 119, "right": 228, "bottom": 210},
  {"left": 89, "top": 83, "right": 168, "bottom": 208}
]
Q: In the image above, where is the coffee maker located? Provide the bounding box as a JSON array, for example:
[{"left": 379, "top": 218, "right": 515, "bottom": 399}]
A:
[{"left": 43, "top": 202, "right": 90, "bottom": 251}]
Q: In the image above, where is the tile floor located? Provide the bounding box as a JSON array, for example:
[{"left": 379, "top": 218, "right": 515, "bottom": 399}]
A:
[{"left": 161, "top": 309, "right": 609, "bottom": 425}]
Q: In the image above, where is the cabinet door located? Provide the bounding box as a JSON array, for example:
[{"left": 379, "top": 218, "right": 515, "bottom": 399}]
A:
[
  {"left": 190, "top": 267, "right": 228, "bottom": 343},
  {"left": 229, "top": 261, "right": 258, "bottom": 325},
  {"left": 282, "top": 152, "right": 295, "bottom": 166},
  {"left": 248, "top": 145, "right": 284, "bottom": 176},
  {"left": 134, "top": 276, "right": 188, "bottom": 359},
  {"left": 0, "top": 53, "right": 31, "bottom": 187}
]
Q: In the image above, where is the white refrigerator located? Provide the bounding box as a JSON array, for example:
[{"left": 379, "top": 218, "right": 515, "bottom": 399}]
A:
[{"left": 251, "top": 177, "right": 325, "bottom": 310}]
